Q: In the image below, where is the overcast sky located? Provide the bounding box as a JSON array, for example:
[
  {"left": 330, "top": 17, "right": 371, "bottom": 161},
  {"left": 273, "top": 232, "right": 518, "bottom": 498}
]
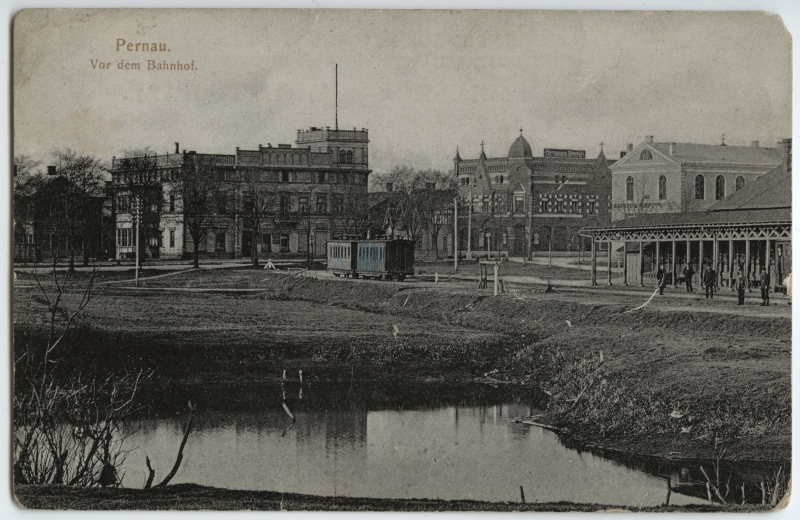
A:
[{"left": 13, "top": 9, "right": 791, "bottom": 174}]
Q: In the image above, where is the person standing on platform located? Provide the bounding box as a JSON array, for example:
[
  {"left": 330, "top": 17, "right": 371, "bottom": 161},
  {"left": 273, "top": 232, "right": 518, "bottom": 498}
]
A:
[
  {"left": 657, "top": 264, "right": 667, "bottom": 295},
  {"left": 703, "top": 264, "right": 716, "bottom": 299},
  {"left": 759, "top": 267, "right": 771, "bottom": 306},
  {"left": 683, "top": 263, "right": 695, "bottom": 293},
  {"left": 736, "top": 269, "right": 747, "bottom": 305}
]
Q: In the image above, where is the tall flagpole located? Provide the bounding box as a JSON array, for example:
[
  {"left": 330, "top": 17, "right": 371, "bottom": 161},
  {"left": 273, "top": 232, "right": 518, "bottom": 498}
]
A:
[{"left": 335, "top": 64, "right": 338, "bottom": 130}]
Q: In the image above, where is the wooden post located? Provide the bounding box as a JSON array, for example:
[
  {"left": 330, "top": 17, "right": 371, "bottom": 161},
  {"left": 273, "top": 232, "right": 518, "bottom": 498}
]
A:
[
  {"left": 699, "top": 240, "right": 705, "bottom": 274},
  {"left": 671, "top": 240, "right": 677, "bottom": 287},
  {"left": 520, "top": 485, "right": 526, "bottom": 503},
  {"left": 655, "top": 240, "right": 661, "bottom": 272},
  {"left": 639, "top": 240, "right": 644, "bottom": 287},
  {"left": 622, "top": 241, "right": 628, "bottom": 285},
  {"left": 729, "top": 238, "right": 735, "bottom": 289},
  {"left": 686, "top": 239, "right": 691, "bottom": 286},
  {"left": 745, "top": 239, "right": 751, "bottom": 291},
  {"left": 665, "top": 476, "right": 672, "bottom": 506},
  {"left": 591, "top": 239, "right": 597, "bottom": 286},
  {"left": 493, "top": 263, "right": 499, "bottom": 296},
  {"left": 765, "top": 238, "right": 771, "bottom": 287},
  {"left": 713, "top": 238, "right": 719, "bottom": 287},
  {"left": 607, "top": 242, "right": 613, "bottom": 286}
]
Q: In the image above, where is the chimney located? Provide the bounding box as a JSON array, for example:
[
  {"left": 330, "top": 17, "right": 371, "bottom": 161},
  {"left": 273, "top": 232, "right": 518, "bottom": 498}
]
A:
[
  {"left": 620, "top": 151, "right": 627, "bottom": 158},
  {"left": 669, "top": 142, "right": 676, "bottom": 156},
  {"left": 175, "top": 142, "right": 179, "bottom": 154},
  {"left": 386, "top": 182, "right": 394, "bottom": 192},
  {"left": 751, "top": 141, "right": 760, "bottom": 148},
  {"left": 779, "top": 138, "right": 792, "bottom": 173},
  {"left": 47, "top": 165, "right": 57, "bottom": 175},
  {"left": 645, "top": 136, "right": 654, "bottom": 144},
  {"left": 627, "top": 143, "right": 633, "bottom": 152}
]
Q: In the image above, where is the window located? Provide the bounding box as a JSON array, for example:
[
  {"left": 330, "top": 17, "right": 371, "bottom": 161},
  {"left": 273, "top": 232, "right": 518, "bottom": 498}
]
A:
[
  {"left": 318, "top": 171, "right": 327, "bottom": 183},
  {"left": 169, "top": 194, "right": 175, "bottom": 212},
  {"left": 280, "top": 195, "right": 290, "bottom": 214},
  {"left": 556, "top": 200, "right": 564, "bottom": 213},
  {"left": 118, "top": 195, "right": 130, "bottom": 213},
  {"left": 695, "top": 175, "right": 705, "bottom": 200},
  {"left": 715, "top": 175, "right": 725, "bottom": 200},
  {"left": 626, "top": 176, "right": 634, "bottom": 201},
  {"left": 316, "top": 194, "right": 327, "bottom": 214},
  {"left": 571, "top": 200, "right": 579, "bottom": 213},
  {"left": 169, "top": 229, "right": 175, "bottom": 248},
  {"left": 215, "top": 232, "right": 226, "bottom": 252},
  {"left": 541, "top": 199, "right": 549, "bottom": 212},
  {"left": 339, "top": 150, "right": 347, "bottom": 163},
  {"left": 658, "top": 175, "right": 667, "bottom": 200},
  {"left": 118, "top": 228, "right": 132, "bottom": 247},
  {"left": 736, "top": 176, "right": 745, "bottom": 191},
  {"left": 298, "top": 195, "right": 309, "bottom": 214},
  {"left": 513, "top": 187, "right": 525, "bottom": 213},
  {"left": 331, "top": 194, "right": 343, "bottom": 214},
  {"left": 346, "top": 150, "right": 353, "bottom": 164},
  {"left": 282, "top": 171, "right": 290, "bottom": 182},
  {"left": 640, "top": 149, "right": 652, "bottom": 160},
  {"left": 482, "top": 198, "right": 490, "bottom": 213},
  {"left": 216, "top": 192, "right": 227, "bottom": 214},
  {"left": 588, "top": 201, "right": 596, "bottom": 214}
]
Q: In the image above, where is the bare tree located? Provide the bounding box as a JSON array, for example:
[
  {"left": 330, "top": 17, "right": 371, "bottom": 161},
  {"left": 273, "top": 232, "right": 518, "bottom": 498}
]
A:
[
  {"left": 417, "top": 170, "right": 458, "bottom": 259},
  {"left": 115, "top": 153, "right": 164, "bottom": 269},
  {"left": 167, "top": 154, "right": 221, "bottom": 268},
  {"left": 335, "top": 182, "right": 372, "bottom": 238},
  {"left": 14, "top": 155, "right": 44, "bottom": 196},
  {"left": 239, "top": 167, "right": 280, "bottom": 268}
]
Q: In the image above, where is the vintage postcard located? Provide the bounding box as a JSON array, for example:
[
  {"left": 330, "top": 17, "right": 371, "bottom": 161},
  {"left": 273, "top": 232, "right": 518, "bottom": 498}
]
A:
[{"left": 11, "top": 8, "right": 792, "bottom": 512}]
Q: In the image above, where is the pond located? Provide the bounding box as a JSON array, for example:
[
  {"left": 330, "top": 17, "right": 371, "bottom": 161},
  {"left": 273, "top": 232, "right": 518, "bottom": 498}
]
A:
[{"left": 119, "top": 383, "right": 709, "bottom": 507}]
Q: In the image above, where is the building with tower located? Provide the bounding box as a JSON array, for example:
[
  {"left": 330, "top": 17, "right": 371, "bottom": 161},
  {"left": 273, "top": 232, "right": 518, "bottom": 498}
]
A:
[
  {"left": 454, "top": 132, "right": 612, "bottom": 257},
  {"left": 110, "top": 126, "right": 371, "bottom": 260}
]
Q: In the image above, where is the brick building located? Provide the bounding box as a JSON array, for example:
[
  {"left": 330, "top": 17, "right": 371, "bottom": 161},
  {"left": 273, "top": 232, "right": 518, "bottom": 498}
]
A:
[
  {"left": 454, "top": 132, "right": 612, "bottom": 256},
  {"left": 110, "top": 126, "right": 371, "bottom": 260}
]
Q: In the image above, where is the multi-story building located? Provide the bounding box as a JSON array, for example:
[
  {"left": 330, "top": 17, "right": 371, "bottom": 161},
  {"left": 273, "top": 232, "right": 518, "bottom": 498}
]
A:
[
  {"left": 454, "top": 133, "right": 612, "bottom": 256},
  {"left": 110, "top": 126, "right": 371, "bottom": 260},
  {"left": 610, "top": 136, "right": 787, "bottom": 221}
]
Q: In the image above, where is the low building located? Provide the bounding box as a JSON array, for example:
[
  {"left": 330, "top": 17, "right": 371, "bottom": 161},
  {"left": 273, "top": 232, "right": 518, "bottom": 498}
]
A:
[
  {"left": 610, "top": 137, "right": 787, "bottom": 221},
  {"left": 454, "top": 133, "right": 612, "bottom": 257},
  {"left": 110, "top": 126, "right": 371, "bottom": 260},
  {"left": 585, "top": 139, "right": 791, "bottom": 290}
]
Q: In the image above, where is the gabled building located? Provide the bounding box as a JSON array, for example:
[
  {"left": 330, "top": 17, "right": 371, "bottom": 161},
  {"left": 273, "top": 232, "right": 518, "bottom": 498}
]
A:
[
  {"left": 610, "top": 136, "right": 787, "bottom": 221},
  {"left": 454, "top": 133, "right": 612, "bottom": 256}
]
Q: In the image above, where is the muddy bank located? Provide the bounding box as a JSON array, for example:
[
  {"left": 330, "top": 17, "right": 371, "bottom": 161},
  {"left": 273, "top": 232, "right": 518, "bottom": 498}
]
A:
[
  {"left": 13, "top": 271, "right": 791, "bottom": 468},
  {"left": 16, "top": 483, "right": 739, "bottom": 511}
]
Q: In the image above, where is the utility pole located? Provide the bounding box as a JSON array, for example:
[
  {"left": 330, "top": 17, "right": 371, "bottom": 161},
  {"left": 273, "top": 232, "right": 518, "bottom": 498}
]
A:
[
  {"left": 467, "top": 189, "right": 472, "bottom": 260},
  {"left": 453, "top": 195, "right": 458, "bottom": 271},
  {"left": 134, "top": 194, "right": 141, "bottom": 287}
]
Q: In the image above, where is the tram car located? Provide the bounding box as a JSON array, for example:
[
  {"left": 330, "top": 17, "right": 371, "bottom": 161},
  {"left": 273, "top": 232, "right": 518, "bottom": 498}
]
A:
[{"left": 327, "top": 238, "right": 415, "bottom": 281}]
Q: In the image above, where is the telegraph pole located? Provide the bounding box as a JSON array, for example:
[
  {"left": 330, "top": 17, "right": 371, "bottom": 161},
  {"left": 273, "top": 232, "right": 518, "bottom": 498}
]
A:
[
  {"left": 467, "top": 189, "right": 472, "bottom": 260},
  {"left": 135, "top": 195, "right": 141, "bottom": 287},
  {"left": 453, "top": 195, "right": 458, "bottom": 271}
]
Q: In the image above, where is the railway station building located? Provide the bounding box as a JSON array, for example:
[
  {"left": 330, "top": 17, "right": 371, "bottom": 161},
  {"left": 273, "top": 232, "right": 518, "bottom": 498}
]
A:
[
  {"left": 110, "top": 126, "right": 371, "bottom": 260},
  {"left": 584, "top": 139, "right": 791, "bottom": 291},
  {"left": 454, "top": 132, "right": 613, "bottom": 258}
]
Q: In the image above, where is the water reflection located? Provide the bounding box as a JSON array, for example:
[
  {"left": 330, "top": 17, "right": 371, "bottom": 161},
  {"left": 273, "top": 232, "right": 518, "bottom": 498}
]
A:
[{"left": 120, "top": 400, "right": 706, "bottom": 506}]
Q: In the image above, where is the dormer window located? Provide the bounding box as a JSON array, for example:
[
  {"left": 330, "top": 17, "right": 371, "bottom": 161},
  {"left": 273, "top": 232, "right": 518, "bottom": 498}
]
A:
[{"left": 640, "top": 150, "right": 652, "bottom": 160}]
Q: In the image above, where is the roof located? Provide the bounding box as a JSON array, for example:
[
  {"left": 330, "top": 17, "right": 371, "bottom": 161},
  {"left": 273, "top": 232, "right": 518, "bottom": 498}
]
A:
[
  {"left": 590, "top": 207, "right": 790, "bottom": 231},
  {"left": 650, "top": 142, "right": 783, "bottom": 166},
  {"left": 709, "top": 164, "right": 791, "bottom": 211},
  {"left": 508, "top": 134, "right": 533, "bottom": 159}
]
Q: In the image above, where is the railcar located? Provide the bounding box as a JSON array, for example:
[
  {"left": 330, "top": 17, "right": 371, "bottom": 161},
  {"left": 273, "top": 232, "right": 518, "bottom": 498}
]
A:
[
  {"left": 327, "top": 239, "right": 358, "bottom": 277},
  {"left": 355, "top": 239, "right": 415, "bottom": 281},
  {"left": 326, "top": 238, "right": 415, "bottom": 281}
]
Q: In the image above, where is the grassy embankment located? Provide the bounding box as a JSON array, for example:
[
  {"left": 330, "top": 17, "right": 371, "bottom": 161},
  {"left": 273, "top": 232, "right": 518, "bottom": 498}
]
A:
[{"left": 13, "top": 269, "right": 791, "bottom": 465}]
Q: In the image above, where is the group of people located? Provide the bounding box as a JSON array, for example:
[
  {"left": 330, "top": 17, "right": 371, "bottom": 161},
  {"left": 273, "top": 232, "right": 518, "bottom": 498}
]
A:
[{"left": 655, "top": 263, "right": 771, "bottom": 306}]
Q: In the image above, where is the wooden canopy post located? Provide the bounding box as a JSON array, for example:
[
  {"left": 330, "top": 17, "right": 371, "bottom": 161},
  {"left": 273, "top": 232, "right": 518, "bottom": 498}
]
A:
[
  {"left": 591, "top": 238, "right": 597, "bottom": 286},
  {"left": 622, "top": 241, "right": 628, "bottom": 285},
  {"left": 607, "top": 243, "right": 613, "bottom": 286},
  {"left": 639, "top": 240, "right": 644, "bottom": 287},
  {"left": 672, "top": 240, "right": 677, "bottom": 287}
]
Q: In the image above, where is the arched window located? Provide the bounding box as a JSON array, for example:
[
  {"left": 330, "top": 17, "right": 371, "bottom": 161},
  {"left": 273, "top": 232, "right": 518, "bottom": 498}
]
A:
[
  {"left": 658, "top": 175, "right": 667, "bottom": 200},
  {"left": 513, "top": 184, "right": 525, "bottom": 214},
  {"left": 338, "top": 150, "right": 347, "bottom": 163},
  {"left": 640, "top": 149, "right": 652, "bottom": 160},
  {"left": 715, "top": 175, "right": 725, "bottom": 200},
  {"left": 695, "top": 175, "right": 705, "bottom": 200},
  {"left": 625, "top": 176, "right": 634, "bottom": 201},
  {"left": 736, "top": 176, "right": 745, "bottom": 191},
  {"left": 346, "top": 150, "right": 353, "bottom": 164}
]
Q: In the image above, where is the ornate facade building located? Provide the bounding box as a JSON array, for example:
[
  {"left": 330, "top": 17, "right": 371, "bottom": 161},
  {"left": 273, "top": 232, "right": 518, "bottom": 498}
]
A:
[
  {"left": 110, "top": 126, "right": 371, "bottom": 260},
  {"left": 454, "top": 132, "right": 612, "bottom": 255}
]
